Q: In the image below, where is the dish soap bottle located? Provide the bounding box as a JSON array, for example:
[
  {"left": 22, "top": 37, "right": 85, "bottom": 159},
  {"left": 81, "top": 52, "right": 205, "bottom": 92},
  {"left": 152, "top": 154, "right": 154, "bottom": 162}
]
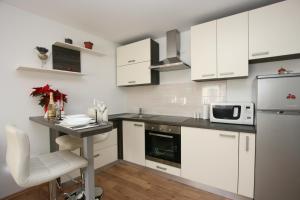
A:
[{"left": 47, "top": 92, "right": 56, "bottom": 119}]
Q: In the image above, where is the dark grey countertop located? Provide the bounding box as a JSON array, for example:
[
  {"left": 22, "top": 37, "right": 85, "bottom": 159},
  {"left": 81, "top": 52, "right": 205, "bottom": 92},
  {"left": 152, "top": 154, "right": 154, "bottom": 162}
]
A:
[
  {"left": 30, "top": 116, "right": 113, "bottom": 138},
  {"left": 108, "top": 113, "right": 256, "bottom": 134}
]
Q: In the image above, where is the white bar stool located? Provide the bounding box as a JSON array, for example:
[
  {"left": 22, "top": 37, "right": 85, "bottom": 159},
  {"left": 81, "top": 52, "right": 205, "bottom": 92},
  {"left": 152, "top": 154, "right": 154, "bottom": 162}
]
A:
[
  {"left": 55, "top": 132, "right": 110, "bottom": 199},
  {"left": 5, "top": 125, "right": 88, "bottom": 200}
]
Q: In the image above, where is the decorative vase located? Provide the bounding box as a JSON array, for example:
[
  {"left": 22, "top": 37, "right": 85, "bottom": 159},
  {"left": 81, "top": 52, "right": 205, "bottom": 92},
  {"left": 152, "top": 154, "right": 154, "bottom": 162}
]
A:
[{"left": 35, "top": 46, "right": 49, "bottom": 68}]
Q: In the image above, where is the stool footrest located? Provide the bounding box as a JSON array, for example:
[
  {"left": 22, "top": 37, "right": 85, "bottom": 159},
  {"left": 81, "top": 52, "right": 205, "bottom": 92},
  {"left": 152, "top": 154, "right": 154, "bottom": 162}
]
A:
[{"left": 64, "top": 186, "right": 103, "bottom": 200}]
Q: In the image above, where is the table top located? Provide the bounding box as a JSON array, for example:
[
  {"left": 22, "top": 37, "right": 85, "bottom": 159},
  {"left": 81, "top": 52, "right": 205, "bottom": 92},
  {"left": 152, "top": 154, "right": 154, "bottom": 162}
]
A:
[{"left": 30, "top": 116, "right": 113, "bottom": 138}]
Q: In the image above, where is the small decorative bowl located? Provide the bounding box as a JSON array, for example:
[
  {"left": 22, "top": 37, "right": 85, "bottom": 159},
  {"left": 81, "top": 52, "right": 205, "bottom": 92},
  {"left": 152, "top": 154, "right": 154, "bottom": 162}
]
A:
[{"left": 84, "top": 41, "right": 93, "bottom": 49}]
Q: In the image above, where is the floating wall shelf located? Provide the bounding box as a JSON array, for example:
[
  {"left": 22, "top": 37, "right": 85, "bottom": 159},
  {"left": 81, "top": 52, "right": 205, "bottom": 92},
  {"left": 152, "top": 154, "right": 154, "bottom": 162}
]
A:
[
  {"left": 16, "top": 66, "right": 86, "bottom": 76},
  {"left": 54, "top": 42, "right": 106, "bottom": 57}
]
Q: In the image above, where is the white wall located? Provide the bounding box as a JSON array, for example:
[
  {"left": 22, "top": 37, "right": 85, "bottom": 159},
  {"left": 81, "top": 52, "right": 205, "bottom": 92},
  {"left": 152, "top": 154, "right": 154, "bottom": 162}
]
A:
[
  {"left": 0, "top": 2, "right": 126, "bottom": 198},
  {"left": 125, "top": 30, "right": 300, "bottom": 116}
]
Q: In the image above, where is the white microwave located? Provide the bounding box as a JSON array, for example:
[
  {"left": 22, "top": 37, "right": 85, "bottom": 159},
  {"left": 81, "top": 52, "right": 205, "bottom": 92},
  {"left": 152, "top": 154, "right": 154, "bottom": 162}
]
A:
[{"left": 210, "top": 102, "right": 254, "bottom": 125}]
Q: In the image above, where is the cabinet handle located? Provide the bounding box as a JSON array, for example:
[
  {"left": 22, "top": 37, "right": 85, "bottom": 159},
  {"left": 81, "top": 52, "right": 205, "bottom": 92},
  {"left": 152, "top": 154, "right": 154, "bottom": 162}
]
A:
[
  {"left": 252, "top": 51, "right": 269, "bottom": 57},
  {"left": 246, "top": 136, "right": 250, "bottom": 152},
  {"left": 202, "top": 74, "right": 215, "bottom": 78},
  {"left": 128, "top": 81, "right": 136, "bottom": 84},
  {"left": 219, "top": 72, "right": 234, "bottom": 76},
  {"left": 219, "top": 133, "right": 236, "bottom": 138},
  {"left": 156, "top": 166, "right": 167, "bottom": 171},
  {"left": 134, "top": 123, "right": 143, "bottom": 127},
  {"left": 149, "top": 133, "right": 173, "bottom": 139},
  {"left": 94, "top": 154, "right": 100, "bottom": 158},
  {"left": 128, "top": 60, "right": 136, "bottom": 63}
]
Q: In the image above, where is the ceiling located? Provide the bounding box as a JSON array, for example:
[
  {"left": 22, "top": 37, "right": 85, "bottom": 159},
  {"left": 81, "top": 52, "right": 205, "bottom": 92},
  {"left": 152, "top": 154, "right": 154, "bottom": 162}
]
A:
[{"left": 3, "top": 0, "right": 282, "bottom": 44}]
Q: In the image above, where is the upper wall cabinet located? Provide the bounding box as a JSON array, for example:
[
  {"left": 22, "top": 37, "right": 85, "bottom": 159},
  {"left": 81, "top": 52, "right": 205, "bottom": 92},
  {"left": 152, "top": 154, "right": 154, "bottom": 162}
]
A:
[
  {"left": 191, "top": 12, "right": 249, "bottom": 81},
  {"left": 117, "top": 38, "right": 159, "bottom": 86},
  {"left": 117, "top": 39, "right": 152, "bottom": 67},
  {"left": 217, "top": 12, "right": 248, "bottom": 78},
  {"left": 191, "top": 21, "right": 217, "bottom": 80},
  {"left": 249, "top": 0, "right": 300, "bottom": 60}
]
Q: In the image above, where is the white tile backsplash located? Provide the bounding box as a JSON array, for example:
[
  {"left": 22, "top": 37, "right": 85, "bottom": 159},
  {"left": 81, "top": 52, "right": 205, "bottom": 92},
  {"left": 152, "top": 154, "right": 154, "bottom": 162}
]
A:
[{"left": 124, "top": 81, "right": 227, "bottom": 117}]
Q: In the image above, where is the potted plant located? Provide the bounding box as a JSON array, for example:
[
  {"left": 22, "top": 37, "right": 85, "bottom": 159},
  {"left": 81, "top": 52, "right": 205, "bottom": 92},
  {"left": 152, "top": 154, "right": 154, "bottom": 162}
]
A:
[{"left": 30, "top": 84, "right": 67, "bottom": 116}]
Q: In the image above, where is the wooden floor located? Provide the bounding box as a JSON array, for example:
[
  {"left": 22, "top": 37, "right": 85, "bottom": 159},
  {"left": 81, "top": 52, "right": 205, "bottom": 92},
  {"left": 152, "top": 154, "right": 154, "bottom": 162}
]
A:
[{"left": 3, "top": 162, "right": 230, "bottom": 200}]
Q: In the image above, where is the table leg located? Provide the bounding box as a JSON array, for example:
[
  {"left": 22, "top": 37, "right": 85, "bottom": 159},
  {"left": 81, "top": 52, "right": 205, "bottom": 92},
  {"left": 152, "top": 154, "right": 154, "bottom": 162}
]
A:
[
  {"left": 83, "top": 136, "right": 95, "bottom": 200},
  {"left": 49, "top": 128, "right": 64, "bottom": 198},
  {"left": 49, "top": 128, "right": 62, "bottom": 152},
  {"left": 49, "top": 180, "right": 57, "bottom": 200}
]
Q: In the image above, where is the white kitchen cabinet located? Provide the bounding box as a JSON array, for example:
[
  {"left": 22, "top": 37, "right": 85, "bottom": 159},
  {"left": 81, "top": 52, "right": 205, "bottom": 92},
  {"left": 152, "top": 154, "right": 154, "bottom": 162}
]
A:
[
  {"left": 181, "top": 127, "right": 239, "bottom": 193},
  {"left": 61, "top": 129, "right": 118, "bottom": 183},
  {"left": 116, "top": 39, "right": 159, "bottom": 86},
  {"left": 117, "top": 61, "right": 152, "bottom": 86},
  {"left": 217, "top": 12, "right": 248, "bottom": 78},
  {"left": 191, "top": 21, "right": 217, "bottom": 80},
  {"left": 123, "top": 121, "right": 145, "bottom": 166},
  {"left": 117, "top": 39, "right": 151, "bottom": 67},
  {"left": 191, "top": 12, "right": 248, "bottom": 81},
  {"left": 249, "top": 0, "right": 300, "bottom": 60},
  {"left": 238, "top": 133, "right": 255, "bottom": 198}
]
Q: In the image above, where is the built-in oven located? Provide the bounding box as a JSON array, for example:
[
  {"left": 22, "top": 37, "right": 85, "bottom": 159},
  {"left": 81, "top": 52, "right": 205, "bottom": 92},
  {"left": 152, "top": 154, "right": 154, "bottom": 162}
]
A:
[{"left": 145, "top": 123, "right": 181, "bottom": 168}]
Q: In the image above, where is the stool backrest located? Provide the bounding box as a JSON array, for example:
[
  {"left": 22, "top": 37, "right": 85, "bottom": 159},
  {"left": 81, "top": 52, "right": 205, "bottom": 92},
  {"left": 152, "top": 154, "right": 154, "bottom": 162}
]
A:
[{"left": 5, "top": 125, "right": 30, "bottom": 186}]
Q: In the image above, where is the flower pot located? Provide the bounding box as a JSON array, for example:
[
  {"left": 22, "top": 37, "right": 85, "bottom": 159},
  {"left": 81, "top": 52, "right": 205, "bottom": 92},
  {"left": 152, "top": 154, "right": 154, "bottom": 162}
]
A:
[{"left": 84, "top": 41, "right": 93, "bottom": 49}]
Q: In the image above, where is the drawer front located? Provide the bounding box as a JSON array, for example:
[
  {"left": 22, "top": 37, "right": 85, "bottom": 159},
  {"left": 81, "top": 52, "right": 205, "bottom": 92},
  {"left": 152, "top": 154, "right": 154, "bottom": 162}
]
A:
[
  {"left": 117, "top": 61, "right": 151, "bottom": 86},
  {"left": 94, "top": 145, "right": 118, "bottom": 169},
  {"left": 94, "top": 128, "right": 117, "bottom": 151},
  {"left": 117, "top": 39, "right": 151, "bottom": 67},
  {"left": 146, "top": 160, "right": 181, "bottom": 176}
]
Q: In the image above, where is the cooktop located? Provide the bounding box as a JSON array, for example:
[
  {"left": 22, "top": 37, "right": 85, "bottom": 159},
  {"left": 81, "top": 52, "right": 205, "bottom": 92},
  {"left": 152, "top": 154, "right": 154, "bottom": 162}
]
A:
[{"left": 149, "top": 115, "right": 189, "bottom": 124}]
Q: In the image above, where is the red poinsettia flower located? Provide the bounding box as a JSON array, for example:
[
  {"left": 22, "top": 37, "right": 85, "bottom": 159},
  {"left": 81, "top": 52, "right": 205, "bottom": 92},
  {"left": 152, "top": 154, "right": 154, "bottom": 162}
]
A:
[{"left": 30, "top": 84, "right": 68, "bottom": 112}]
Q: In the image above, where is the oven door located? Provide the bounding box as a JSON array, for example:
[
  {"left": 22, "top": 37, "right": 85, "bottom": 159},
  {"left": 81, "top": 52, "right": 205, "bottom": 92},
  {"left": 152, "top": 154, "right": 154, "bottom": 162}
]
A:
[{"left": 145, "top": 131, "right": 181, "bottom": 166}]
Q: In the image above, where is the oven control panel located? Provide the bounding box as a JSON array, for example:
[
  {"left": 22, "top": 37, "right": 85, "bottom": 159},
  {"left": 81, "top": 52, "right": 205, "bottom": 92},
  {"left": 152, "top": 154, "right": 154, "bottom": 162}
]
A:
[{"left": 145, "top": 123, "right": 181, "bottom": 134}]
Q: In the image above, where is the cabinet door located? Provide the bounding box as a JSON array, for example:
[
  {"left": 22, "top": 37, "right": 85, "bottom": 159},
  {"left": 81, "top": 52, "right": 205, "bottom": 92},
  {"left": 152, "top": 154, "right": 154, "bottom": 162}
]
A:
[
  {"left": 238, "top": 133, "right": 255, "bottom": 198},
  {"left": 217, "top": 12, "right": 249, "bottom": 78},
  {"left": 249, "top": 0, "right": 300, "bottom": 59},
  {"left": 191, "top": 21, "right": 217, "bottom": 80},
  {"left": 117, "top": 61, "right": 151, "bottom": 86},
  {"left": 181, "top": 127, "right": 238, "bottom": 193},
  {"left": 117, "top": 39, "right": 151, "bottom": 67},
  {"left": 123, "top": 121, "right": 145, "bottom": 166}
]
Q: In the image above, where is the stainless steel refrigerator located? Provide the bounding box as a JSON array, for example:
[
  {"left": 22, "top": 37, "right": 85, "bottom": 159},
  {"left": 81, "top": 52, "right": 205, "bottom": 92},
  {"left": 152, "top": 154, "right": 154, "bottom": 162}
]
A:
[{"left": 255, "top": 73, "right": 300, "bottom": 200}]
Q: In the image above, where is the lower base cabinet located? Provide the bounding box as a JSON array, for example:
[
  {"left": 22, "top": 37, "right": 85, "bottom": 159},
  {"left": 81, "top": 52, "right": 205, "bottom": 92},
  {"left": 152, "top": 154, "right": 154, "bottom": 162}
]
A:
[
  {"left": 123, "top": 121, "right": 145, "bottom": 166},
  {"left": 181, "top": 127, "right": 239, "bottom": 193},
  {"left": 61, "top": 129, "right": 118, "bottom": 183},
  {"left": 238, "top": 133, "right": 255, "bottom": 198}
]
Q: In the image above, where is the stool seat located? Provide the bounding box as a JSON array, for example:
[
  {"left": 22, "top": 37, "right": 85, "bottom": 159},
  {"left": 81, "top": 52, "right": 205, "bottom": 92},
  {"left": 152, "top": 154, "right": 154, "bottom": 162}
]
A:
[
  {"left": 55, "top": 132, "right": 110, "bottom": 151},
  {"left": 5, "top": 125, "right": 88, "bottom": 189},
  {"left": 56, "top": 135, "right": 83, "bottom": 151},
  {"left": 26, "top": 150, "right": 87, "bottom": 188}
]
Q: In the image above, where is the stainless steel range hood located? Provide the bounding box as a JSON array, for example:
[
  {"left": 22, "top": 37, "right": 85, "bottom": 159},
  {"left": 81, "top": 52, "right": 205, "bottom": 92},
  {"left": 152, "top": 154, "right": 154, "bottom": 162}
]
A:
[{"left": 150, "top": 29, "right": 190, "bottom": 72}]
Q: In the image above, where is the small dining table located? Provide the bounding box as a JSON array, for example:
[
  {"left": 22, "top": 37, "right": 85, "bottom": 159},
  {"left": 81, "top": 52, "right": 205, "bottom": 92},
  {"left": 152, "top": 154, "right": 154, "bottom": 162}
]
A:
[{"left": 29, "top": 116, "right": 113, "bottom": 200}]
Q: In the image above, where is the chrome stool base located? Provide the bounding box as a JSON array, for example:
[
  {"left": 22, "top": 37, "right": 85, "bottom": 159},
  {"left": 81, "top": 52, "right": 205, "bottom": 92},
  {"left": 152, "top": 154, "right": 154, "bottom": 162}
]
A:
[{"left": 64, "top": 187, "right": 103, "bottom": 200}]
